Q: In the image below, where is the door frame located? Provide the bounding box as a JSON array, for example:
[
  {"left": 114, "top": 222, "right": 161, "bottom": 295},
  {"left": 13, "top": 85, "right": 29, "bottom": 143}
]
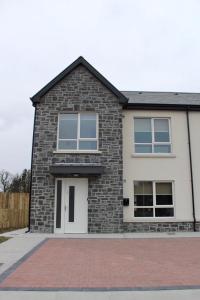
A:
[{"left": 54, "top": 177, "right": 88, "bottom": 234}]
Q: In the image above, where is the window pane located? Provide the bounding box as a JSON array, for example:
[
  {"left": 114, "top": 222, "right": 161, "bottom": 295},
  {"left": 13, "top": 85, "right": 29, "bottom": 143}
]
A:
[
  {"left": 80, "top": 114, "right": 96, "bottom": 138},
  {"left": 155, "top": 132, "right": 169, "bottom": 142},
  {"left": 135, "top": 132, "right": 152, "bottom": 143},
  {"left": 58, "top": 140, "right": 77, "bottom": 150},
  {"left": 69, "top": 186, "right": 75, "bottom": 222},
  {"left": 154, "top": 145, "right": 171, "bottom": 153},
  {"left": 155, "top": 208, "right": 174, "bottom": 217},
  {"left": 56, "top": 180, "right": 62, "bottom": 228},
  {"left": 154, "top": 119, "right": 169, "bottom": 131},
  {"left": 156, "top": 183, "right": 173, "bottom": 205},
  {"left": 154, "top": 119, "right": 169, "bottom": 142},
  {"left": 135, "top": 118, "right": 151, "bottom": 132},
  {"left": 134, "top": 195, "right": 153, "bottom": 206},
  {"left": 134, "top": 181, "right": 153, "bottom": 194},
  {"left": 156, "top": 183, "right": 172, "bottom": 195},
  {"left": 135, "top": 145, "right": 152, "bottom": 153},
  {"left": 156, "top": 195, "right": 173, "bottom": 205},
  {"left": 59, "top": 114, "right": 78, "bottom": 139},
  {"left": 134, "top": 208, "right": 153, "bottom": 217},
  {"left": 134, "top": 118, "right": 152, "bottom": 143},
  {"left": 79, "top": 141, "right": 97, "bottom": 150}
]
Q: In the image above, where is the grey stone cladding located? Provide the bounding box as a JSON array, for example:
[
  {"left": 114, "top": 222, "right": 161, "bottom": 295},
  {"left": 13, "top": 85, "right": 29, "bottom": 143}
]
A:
[
  {"left": 195, "top": 222, "right": 200, "bottom": 231},
  {"left": 123, "top": 222, "right": 194, "bottom": 232},
  {"left": 30, "top": 65, "right": 123, "bottom": 233}
]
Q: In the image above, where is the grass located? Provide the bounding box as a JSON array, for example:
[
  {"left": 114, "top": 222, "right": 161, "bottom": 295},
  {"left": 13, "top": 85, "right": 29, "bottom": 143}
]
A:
[
  {"left": 0, "top": 237, "right": 10, "bottom": 244},
  {"left": 0, "top": 228, "right": 19, "bottom": 234},
  {"left": 0, "top": 228, "right": 15, "bottom": 244}
]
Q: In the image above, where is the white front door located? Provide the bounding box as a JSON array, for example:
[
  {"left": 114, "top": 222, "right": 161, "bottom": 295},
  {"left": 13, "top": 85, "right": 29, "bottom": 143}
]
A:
[{"left": 61, "top": 178, "right": 88, "bottom": 233}]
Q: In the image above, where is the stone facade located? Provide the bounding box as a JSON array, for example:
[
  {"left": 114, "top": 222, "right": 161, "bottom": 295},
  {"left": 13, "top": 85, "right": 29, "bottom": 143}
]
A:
[
  {"left": 195, "top": 222, "right": 200, "bottom": 232},
  {"left": 30, "top": 65, "right": 123, "bottom": 233},
  {"left": 123, "top": 222, "right": 194, "bottom": 232},
  {"left": 30, "top": 60, "right": 198, "bottom": 234}
]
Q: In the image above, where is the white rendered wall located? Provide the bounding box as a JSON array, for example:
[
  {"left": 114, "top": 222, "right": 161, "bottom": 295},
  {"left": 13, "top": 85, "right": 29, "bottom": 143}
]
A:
[
  {"left": 188, "top": 112, "right": 200, "bottom": 222},
  {"left": 123, "top": 110, "right": 193, "bottom": 222}
]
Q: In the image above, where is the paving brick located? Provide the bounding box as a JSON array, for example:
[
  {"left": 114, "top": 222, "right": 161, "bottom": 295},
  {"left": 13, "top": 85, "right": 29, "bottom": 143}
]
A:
[{"left": 1, "top": 238, "right": 200, "bottom": 289}]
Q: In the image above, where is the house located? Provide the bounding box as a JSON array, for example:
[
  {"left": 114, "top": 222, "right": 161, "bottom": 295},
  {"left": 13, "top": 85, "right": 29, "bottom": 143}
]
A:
[{"left": 30, "top": 56, "right": 200, "bottom": 233}]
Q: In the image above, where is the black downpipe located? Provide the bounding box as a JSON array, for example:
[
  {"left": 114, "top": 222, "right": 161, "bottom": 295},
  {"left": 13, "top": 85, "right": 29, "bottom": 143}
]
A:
[
  {"left": 26, "top": 105, "right": 37, "bottom": 233},
  {"left": 186, "top": 110, "right": 196, "bottom": 231}
]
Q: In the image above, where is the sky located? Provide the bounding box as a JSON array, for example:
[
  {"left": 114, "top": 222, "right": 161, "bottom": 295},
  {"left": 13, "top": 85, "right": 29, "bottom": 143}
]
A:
[{"left": 0, "top": 0, "right": 200, "bottom": 174}]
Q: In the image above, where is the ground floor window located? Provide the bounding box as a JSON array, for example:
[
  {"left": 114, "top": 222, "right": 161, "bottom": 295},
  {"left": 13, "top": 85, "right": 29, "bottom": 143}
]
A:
[{"left": 134, "top": 181, "right": 174, "bottom": 218}]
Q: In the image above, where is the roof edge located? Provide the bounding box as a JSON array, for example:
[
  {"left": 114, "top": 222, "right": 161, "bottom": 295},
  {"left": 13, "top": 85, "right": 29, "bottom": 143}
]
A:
[
  {"left": 124, "top": 103, "right": 200, "bottom": 111},
  {"left": 121, "top": 90, "right": 200, "bottom": 95},
  {"left": 30, "top": 56, "right": 128, "bottom": 105}
]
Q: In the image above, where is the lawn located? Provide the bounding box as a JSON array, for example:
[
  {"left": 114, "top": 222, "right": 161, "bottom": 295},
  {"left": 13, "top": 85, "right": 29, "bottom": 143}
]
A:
[
  {"left": 0, "top": 237, "right": 10, "bottom": 244},
  {"left": 0, "top": 228, "right": 16, "bottom": 234}
]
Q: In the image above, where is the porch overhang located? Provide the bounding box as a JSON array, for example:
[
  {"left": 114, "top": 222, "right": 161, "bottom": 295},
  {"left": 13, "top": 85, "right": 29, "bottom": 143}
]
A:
[{"left": 49, "top": 164, "right": 104, "bottom": 177}]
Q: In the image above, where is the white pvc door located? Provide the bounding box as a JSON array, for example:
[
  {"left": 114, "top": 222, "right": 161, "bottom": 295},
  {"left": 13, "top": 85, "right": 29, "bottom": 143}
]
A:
[{"left": 63, "top": 178, "right": 88, "bottom": 233}]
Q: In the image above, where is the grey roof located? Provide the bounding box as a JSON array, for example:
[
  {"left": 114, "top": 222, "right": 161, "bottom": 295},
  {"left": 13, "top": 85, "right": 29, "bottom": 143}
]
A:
[{"left": 121, "top": 91, "right": 200, "bottom": 106}]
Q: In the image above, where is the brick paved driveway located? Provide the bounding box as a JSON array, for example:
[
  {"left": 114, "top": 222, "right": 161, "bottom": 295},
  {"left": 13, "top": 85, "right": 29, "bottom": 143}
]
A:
[{"left": 0, "top": 238, "right": 200, "bottom": 290}]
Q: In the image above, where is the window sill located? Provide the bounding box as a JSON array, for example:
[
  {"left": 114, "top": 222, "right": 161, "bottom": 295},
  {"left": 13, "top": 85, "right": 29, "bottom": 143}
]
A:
[
  {"left": 53, "top": 150, "right": 102, "bottom": 154},
  {"left": 131, "top": 153, "right": 176, "bottom": 158},
  {"left": 124, "top": 218, "right": 177, "bottom": 223}
]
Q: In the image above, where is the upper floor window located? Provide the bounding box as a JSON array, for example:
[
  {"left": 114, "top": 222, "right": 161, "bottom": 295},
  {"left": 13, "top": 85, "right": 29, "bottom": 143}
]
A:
[
  {"left": 134, "top": 118, "right": 171, "bottom": 153},
  {"left": 58, "top": 113, "right": 98, "bottom": 151}
]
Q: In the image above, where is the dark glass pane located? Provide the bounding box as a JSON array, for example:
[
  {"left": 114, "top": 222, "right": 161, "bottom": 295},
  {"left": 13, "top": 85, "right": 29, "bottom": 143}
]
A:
[
  {"left": 155, "top": 208, "right": 174, "bottom": 217},
  {"left": 135, "top": 132, "right": 152, "bottom": 143},
  {"left": 56, "top": 180, "right": 62, "bottom": 228},
  {"left": 69, "top": 186, "right": 75, "bottom": 222},
  {"left": 156, "top": 195, "right": 173, "bottom": 205},
  {"left": 134, "top": 195, "right": 153, "bottom": 206},
  {"left": 135, "top": 144, "right": 152, "bottom": 153},
  {"left": 134, "top": 208, "right": 153, "bottom": 217},
  {"left": 155, "top": 132, "right": 169, "bottom": 142},
  {"left": 154, "top": 145, "right": 171, "bottom": 153}
]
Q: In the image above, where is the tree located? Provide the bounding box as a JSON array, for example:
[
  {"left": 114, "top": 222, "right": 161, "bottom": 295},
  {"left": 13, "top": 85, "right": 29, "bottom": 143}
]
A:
[
  {"left": 8, "top": 174, "right": 21, "bottom": 192},
  {"left": 8, "top": 169, "right": 31, "bottom": 193},
  {"left": 19, "top": 169, "right": 31, "bottom": 192},
  {"left": 0, "top": 170, "right": 12, "bottom": 192}
]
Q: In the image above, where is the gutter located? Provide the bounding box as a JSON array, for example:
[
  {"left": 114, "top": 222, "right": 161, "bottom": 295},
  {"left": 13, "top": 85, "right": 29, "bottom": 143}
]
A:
[
  {"left": 124, "top": 103, "right": 200, "bottom": 111},
  {"left": 186, "top": 110, "right": 196, "bottom": 231},
  {"left": 26, "top": 105, "right": 37, "bottom": 233}
]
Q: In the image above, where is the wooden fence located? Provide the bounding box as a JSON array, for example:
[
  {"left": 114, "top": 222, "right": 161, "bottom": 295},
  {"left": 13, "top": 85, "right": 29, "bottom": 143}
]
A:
[{"left": 0, "top": 193, "right": 29, "bottom": 230}]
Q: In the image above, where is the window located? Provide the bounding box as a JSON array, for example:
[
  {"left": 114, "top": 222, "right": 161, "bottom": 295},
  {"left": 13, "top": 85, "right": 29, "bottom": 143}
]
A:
[
  {"left": 134, "top": 181, "right": 174, "bottom": 218},
  {"left": 134, "top": 118, "right": 171, "bottom": 153},
  {"left": 58, "top": 113, "right": 98, "bottom": 151}
]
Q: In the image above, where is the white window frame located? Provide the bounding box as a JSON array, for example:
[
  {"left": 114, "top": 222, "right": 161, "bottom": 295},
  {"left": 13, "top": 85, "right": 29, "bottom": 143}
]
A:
[
  {"left": 133, "top": 180, "right": 175, "bottom": 218},
  {"left": 57, "top": 112, "right": 99, "bottom": 152},
  {"left": 134, "top": 117, "right": 172, "bottom": 154}
]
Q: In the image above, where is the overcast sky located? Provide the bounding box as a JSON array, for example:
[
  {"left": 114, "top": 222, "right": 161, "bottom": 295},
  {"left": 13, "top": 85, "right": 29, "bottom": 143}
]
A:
[{"left": 0, "top": 0, "right": 200, "bottom": 174}]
